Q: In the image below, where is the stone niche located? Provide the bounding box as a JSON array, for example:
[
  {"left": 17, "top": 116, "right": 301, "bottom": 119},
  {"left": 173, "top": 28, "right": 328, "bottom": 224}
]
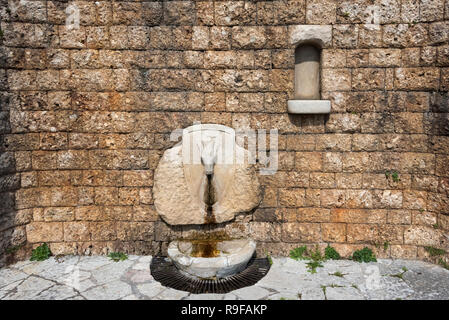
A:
[
  {"left": 153, "top": 124, "right": 261, "bottom": 226},
  {"left": 288, "top": 25, "right": 331, "bottom": 114}
]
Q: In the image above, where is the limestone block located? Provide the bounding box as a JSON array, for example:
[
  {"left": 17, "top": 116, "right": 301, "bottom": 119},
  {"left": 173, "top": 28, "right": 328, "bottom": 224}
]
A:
[{"left": 289, "top": 25, "right": 332, "bottom": 48}]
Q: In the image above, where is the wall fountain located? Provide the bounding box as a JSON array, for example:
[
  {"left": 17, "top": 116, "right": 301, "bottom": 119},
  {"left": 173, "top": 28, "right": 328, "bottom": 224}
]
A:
[{"left": 152, "top": 124, "right": 263, "bottom": 283}]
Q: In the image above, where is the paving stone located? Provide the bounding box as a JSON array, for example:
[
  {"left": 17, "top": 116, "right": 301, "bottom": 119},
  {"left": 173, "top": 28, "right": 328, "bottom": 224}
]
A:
[
  {"left": 325, "top": 286, "right": 365, "bottom": 300},
  {"left": 231, "top": 285, "right": 271, "bottom": 300},
  {"left": 83, "top": 281, "right": 132, "bottom": 300},
  {"left": 122, "top": 294, "right": 141, "bottom": 300},
  {"left": 268, "top": 291, "right": 301, "bottom": 300},
  {"left": 132, "top": 262, "right": 150, "bottom": 271},
  {"left": 311, "top": 274, "right": 351, "bottom": 287},
  {"left": 358, "top": 274, "right": 415, "bottom": 300},
  {"left": 10, "top": 260, "right": 36, "bottom": 270},
  {"left": 74, "top": 278, "right": 97, "bottom": 292},
  {"left": 299, "top": 286, "right": 326, "bottom": 300},
  {"left": 23, "top": 257, "right": 84, "bottom": 283},
  {"left": 32, "top": 284, "right": 77, "bottom": 300},
  {"left": 91, "top": 260, "right": 134, "bottom": 284},
  {"left": 67, "top": 295, "right": 86, "bottom": 300},
  {"left": 138, "top": 256, "right": 152, "bottom": 263},
  {"left": 126, "top": 270, "right": 154, "bottom": 283},
  {"left": 401, "top": 265, "right": 449, "bottom": 299},
  {"left": 2, "top": 276, "right": 54, "bottom": 300},
  {"left": 57, "top": 269, "right": 91, "bottom": 291},
  {"left": 276, "top": 258, "right": 308, "bottom": 274},
  {"left": 0, "top": 268, "right": 29, "bottom": 288},
  {"left": 255, "top": 267, "right": 305, "bottom": 292},
  {"left": 0, "top": 279, "right": 27, "bottom": 291},
  {"left": 156, "top": 288, "right": 190, "bottom": 300},
  {"left": 21, "top": 258, "right": 62, "bottom": 275},
  {"left": 223, "top": 293, "right": 239, "bottom": 300},
  {"left": 77, "top": 256, "right": 114, "bottom": 271},
  {"left": 137, "top": 281, "right": 165, "bottom": 298}
]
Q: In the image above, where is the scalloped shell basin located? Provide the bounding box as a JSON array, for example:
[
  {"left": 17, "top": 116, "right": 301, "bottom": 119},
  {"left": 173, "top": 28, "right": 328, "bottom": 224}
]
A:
[{"left": 167, "top": 239, "right": 256, "bottom": 279}]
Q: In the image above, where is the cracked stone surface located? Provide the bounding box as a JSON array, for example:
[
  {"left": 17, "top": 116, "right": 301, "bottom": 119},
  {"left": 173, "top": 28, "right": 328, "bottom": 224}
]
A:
[{"left": 1, "top": 256, "right": 449, "bottom": 300}]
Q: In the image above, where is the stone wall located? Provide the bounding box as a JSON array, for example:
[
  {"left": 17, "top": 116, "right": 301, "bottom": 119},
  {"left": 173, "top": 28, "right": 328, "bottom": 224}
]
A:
[{"left": 0, "top": 0, "right": 448, "bottom": 262}]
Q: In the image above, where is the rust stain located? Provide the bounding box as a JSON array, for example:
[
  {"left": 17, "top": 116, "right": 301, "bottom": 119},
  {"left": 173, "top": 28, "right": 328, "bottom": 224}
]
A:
[
  {"left": 204, "top": 173, "right": 216, "bottom": 224},
  {"left": 190, "top": 240, "right": 220, "bottom": 258}
]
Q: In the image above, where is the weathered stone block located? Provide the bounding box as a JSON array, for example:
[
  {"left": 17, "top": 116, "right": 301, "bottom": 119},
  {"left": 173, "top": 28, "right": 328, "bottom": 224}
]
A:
[
  {"left": 64, "top": 222, "right": 90, "bottom": 241},
  {"left": 232, "top": 27, "right": 266, "bottom": 49},
  {"left": 429, "top": 21, "right": 449, "bottom": 44},
  {"left": 210, "top": 27, "right": 232, "bottom": 50},
  {"left": 306, "top": 0, "right": 336, "bottom": 24},
  {"left": 394, "top": 68, "right": 440, "bottom": 90},
  {"left": 322, "top": 49, "right": 346, "bottom": 68},
  {"left": 295, "top": 152, "right": 322, "bottom": 172},
  {"left": 142, "top": 2, "right": 163, "bottom": 26},
  {"left": 322, "top": 68, "right": 351, "bottom": 91},
  {"left": 112, "top": 2, "right": 142, "bottom": 25},
  {"left": 297, "top": 208, "right": 330, "bottom": 223},
  {"left": 42, "top": 207, "right": 74, "bottom": 222},
  {"left": 90, "top": 221, "right": 117, "bottom": 241},
  {"left": 420, "top": 0, "right": 445, "bottom": 22},
  {"left": 325, "top": 114, "right": 361, "bottom": 133},
  {"left": 316, "top": 134, "right": 352, "bottom": 151},
  {"left": 322, "top": 223, "right": 346, "bottom": 242},
  {"left": 310, "top": 172, "right": 335, "bottom": 188},
  {"left": 404, "top": 225, "right": 442, "bottom": 246},
  {"left": 279, "top": 188, "right": 305, "bottom": 207},
  {"left": 95, "top": 187, "right": 119, "bottom": 205},
  {"left": 276, "top": 0, "right": 306, "bottom": 24},
  {"left": 118, "top": 188, "right": 139, "bottom": 205},
  {"left": 249, "top": 222, "right": 281, "bottom": 241},
  {"left": 164, "top": 1, "right": 195, "bottom": 25},
  {"left": 26, "top": 222, "right": 63, "bottom": 243},
  {"left": 336, "top": 173, "right": 362, "bottom": 189},
  {"left": 117, "top": 222, "right": 154, "bottom": 241},
  {"left": 215, "top": 1, "right": 257, "bottom": 26},
  {"left": 282, "top": 222, "right": 321, "bottom": 242},
  {"left": 133, "top": 205, "right": 158, "bottom": 222},
  {"left": 347, "top": 223, "right": 378, "bottom": 243},
  {"left": 333, "top": 24, "right": 358, "bottom": 48},
  {"left": 359, "top": 24, "right": 382, "bottom": 47}
]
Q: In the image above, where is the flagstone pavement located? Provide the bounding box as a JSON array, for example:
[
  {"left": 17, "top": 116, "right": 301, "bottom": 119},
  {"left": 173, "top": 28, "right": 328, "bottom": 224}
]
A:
[{"left": 1, "top": 256, "right": 448, "bottom": 300}]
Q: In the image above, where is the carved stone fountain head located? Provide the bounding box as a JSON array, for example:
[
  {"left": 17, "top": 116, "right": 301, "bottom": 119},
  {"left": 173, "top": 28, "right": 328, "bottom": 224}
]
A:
[{"left": 153, "top": 124, "right": 261, "bottom": 226}]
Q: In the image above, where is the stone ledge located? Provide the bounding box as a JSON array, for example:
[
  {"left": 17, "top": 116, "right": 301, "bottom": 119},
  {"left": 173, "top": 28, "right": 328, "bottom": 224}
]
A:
[
  {"left": 287, "top": 100, "right": 331, "bottom": 114},
  {"left": 288, "top": 25, "right": 332, "bottom": 48}
]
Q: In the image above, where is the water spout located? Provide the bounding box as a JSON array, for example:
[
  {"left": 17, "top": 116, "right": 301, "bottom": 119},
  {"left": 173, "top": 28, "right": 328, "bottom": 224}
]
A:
[{"left": 204, "top": 173, "right": 216, "bottom": 224}]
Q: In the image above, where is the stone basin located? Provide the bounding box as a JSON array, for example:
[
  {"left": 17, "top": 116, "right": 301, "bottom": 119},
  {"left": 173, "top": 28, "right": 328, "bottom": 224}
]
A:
[{"left": 167, "top": 238, "right": 256, "bottom": 279}]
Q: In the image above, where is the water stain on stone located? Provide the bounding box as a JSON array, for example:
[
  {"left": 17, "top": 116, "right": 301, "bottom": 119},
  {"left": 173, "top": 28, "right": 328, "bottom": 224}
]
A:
[
  {"left": 190, "top": 240, "right": 220, "bottom": 258},
  {"left": 204, "top": 173, "right": 216, "bottom": 224}
]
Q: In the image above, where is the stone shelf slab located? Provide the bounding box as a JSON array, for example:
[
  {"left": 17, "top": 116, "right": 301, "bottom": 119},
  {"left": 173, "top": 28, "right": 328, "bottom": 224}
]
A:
[{"left": 287, "top": 100, "right": 331, "bottom": 114}]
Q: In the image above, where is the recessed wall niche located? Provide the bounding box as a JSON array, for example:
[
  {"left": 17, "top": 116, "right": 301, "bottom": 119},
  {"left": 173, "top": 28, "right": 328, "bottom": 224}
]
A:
[
  {"left": 294, "top": 44, "right": 321, "bottom": 100},
  {"left": 287, "top": 27, "right": 332, "bottom": 114}
]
